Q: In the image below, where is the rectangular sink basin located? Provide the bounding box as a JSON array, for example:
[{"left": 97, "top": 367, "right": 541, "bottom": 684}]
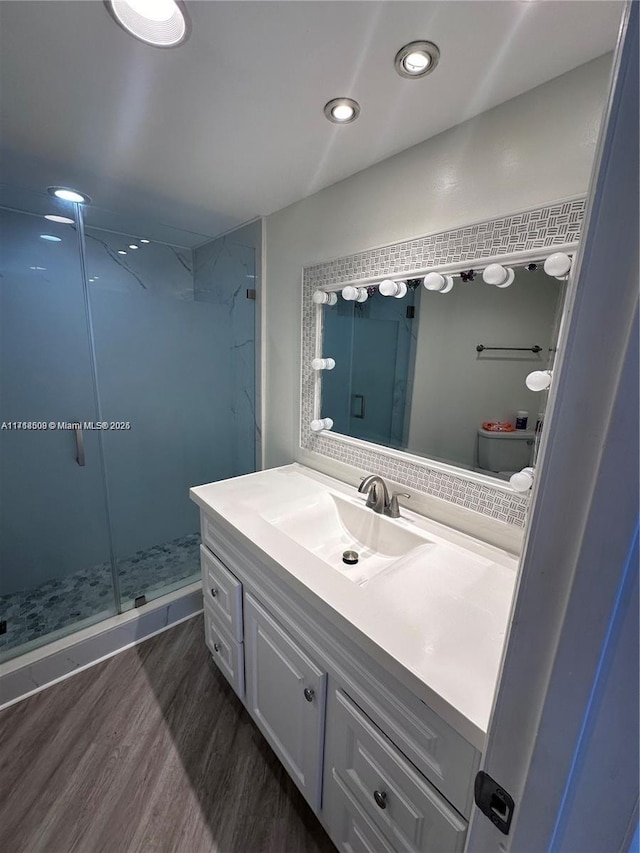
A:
[{"left": 261, "top": 492, "right": 433, "bottom": 585}]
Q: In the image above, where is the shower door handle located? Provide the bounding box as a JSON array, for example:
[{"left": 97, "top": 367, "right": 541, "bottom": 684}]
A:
[{"left": 74, "top": 424, "right": 85, "bottom": 467}]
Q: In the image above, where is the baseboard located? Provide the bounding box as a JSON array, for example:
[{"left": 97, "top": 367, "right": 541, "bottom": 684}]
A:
[{"left": 0, "top": 582, "right": 203, "bottom": 710}]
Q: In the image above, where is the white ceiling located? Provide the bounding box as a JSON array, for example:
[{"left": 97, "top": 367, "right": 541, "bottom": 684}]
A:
[{"left": 0, "top": 1, "right": 623, "bottom": 239}]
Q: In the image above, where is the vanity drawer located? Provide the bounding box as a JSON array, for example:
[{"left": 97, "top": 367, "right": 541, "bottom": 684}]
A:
[
  {"left": 325, "top": 688, "right": 467, "bottom": 853},
  {"left": 323, "top": 771, "right": 395, "bottom": 853},
  {"left": 204, "top": 602, "right": 245, "bottom": 699},
  {"left": 200, "top": 544, "right": 243, "bottom": 642}
]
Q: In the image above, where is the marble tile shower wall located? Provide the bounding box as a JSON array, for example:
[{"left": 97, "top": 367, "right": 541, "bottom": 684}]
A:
[
  {"left": 84, "top": 227, "right": 195, "bottom": 299},
  {"left": 301, "top": 197, "right": 586, "bottom": 528},
  {"left": 194, "top": 232, "right": 258, "bottom": 476}
]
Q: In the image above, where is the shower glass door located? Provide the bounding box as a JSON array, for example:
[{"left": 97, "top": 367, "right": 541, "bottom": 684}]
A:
[
  {"left": 0, "top": 188, "right": 258, "bottom": 659},
  {"left": 0, "top": 189, "right": 117, "bottom": 660},
  {"left": 82, "top": 212, "right": 257, "bottom": 610}
]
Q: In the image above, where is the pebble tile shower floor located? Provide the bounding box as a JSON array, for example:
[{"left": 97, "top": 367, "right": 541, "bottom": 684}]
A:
[{"left": 0, "top": 533, "right": 200, "bottom": 658}]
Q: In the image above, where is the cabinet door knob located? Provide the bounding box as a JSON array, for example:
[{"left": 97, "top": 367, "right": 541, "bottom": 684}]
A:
[
  {"left": 303, "top": 687, "right": 315, "bottom": 703},
  {"left": 210, "top": 588, "right": 218, "bottom": 598},
  {"left": 373, "top": 790, "right": 387, "bottom": 809},
  {"left": 213, "top": 642, "right": 220, "bottom": 653}
]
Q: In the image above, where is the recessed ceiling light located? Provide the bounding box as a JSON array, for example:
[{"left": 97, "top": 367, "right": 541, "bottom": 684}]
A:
[
  {"left": 44, "top": 215, "right": 75, "bottom": 224},
  {"left": 324, "top": 98, "right": 360, "bottom": 124},
  {"left": 140, "top": 239, "right": 150, "bottom": 243},
  {"left": 30, "top": 266, "right": 47, "bottom": 270},
  {"left": 105, "top": 0, "right": 190, "bottom": 48},
  {"left": 118, "top": 250, "right": 127, "bottom": 255},
  {"left": 394, "top": 41, "right": 440, "bottom": 79},
  {"left": 40, "top": 234, "right": 62, "bottom": 242},
  {"left": 47, "top": 186, "right": 92, "bottom": 204},
  {"left": 129, "top": 244, "right": 139, "bottom": 249}
]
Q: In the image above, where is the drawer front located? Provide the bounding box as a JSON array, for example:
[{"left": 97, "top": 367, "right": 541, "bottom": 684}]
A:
[
  {"left": 323, "top": 771, "right": 395, "bottom": 853},
  {"left": 204, "top": 602, "right": 245, "bottom": 700},
  {"left": 341, "top": 681, "right": 479, "bottom": 818},
  {"left": 326, "top": 688, "right": 467, "bottom": 853},
  {"left": 200, "top": 544, "right": 243, "bottom": 642}
]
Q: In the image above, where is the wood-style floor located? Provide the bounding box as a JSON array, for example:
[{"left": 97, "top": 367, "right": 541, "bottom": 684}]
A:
[{"left": 0, "top": 615, "right": 336, "bottom": 853}]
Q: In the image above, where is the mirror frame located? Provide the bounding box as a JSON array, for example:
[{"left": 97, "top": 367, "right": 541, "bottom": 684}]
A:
[{"left": 299, "top": 196, "right": 586, "bottom": 528}]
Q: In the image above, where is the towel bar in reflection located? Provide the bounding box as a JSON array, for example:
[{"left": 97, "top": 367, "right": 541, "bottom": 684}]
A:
[{"left": 476, "top": 344, "right": 543, "bottom": 353}]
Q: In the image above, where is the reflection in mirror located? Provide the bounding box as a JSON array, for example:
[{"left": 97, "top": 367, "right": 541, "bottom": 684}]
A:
[{"left": 320, "top": 261, "right": 565, "bottom": 479}]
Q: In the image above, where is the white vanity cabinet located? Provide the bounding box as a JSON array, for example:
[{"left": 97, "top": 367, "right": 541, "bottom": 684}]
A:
[{"left": 198, "top": 511, "right": 480, "bottom": 852}]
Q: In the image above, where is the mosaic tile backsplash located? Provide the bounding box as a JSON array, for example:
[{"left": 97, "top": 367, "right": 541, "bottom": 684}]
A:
[{"left": 300, "top": 197, "right": 586, "bottom": 528}]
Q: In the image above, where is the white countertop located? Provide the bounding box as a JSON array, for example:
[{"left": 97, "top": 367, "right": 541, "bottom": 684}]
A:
[{"left": 190, "top": 463, "right": 519, "bottom": 750}]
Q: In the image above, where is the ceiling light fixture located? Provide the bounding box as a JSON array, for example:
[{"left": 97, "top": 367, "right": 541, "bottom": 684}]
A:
[
  {"left": 105, "top": 0, "right": 190, "bottom": 48},
  {"left": 129, "top": 244, "right": 139, "bottom": 249},
  {"left": 394, "top": 41, "right": 440, "bottom": 79},
  {"left": 324, "top": 97, "right": 360, "bottom": 124},
  {"left": 118, "top": 250, "right": 127, "bottom": 255},
  {"left": 40, "top": 234, "right": 62, "bottom": 242},
  {"left": 140, "top": 239, "right": 150, "bottom": 243},
  {"left": 44, "top": 215, "right": 75, "bottom": 224},
  {"left": 47, "top": 186, "right": 91, "bottom": 204}
]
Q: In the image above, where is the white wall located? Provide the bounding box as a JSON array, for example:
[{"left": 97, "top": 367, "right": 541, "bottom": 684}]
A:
[{"left": 263, "top": 55, "right": 612, "bottom": 469}]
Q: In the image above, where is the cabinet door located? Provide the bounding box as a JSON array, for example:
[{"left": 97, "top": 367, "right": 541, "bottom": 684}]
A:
[{"left": 244, "top": 593, "right": 327, "bottom": 812}]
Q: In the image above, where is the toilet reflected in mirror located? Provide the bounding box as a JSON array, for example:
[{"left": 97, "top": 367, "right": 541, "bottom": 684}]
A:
[{"left": 476, "top": 427, "right": 535, "bottom": 481}]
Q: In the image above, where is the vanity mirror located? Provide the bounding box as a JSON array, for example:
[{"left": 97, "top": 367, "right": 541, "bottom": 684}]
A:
[
  {"left": 300, "top": 198, "right": 586, "bottom": 523},
  {"left": 319, "top": 258, "right": 565, "bottom": 476}
]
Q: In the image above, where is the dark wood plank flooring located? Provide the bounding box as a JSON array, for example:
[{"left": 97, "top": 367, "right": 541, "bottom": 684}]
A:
[{"left": 0, "top": 615, "right": 336, "bottom": 853}]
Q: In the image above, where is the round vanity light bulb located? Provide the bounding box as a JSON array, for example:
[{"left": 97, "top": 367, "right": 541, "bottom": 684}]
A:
[
  {"left": 379, "top": 280, "right": 407, "bottom": 298},
  {"left": 311, "top": 357, "right": 336, "bottom": 371},
  {"left": 342, "top": 285, "right": 368, "bottom": 302},
  {"left": 310, "top": 418, "right": 333, "bottom": 432},
  {"left": 312, "top": 290, "right": 338, "bottom": 306},
  {"left": 526, "top": 370, "right": 553, "bottom": 391},
  {"left": 483, "top": 264, "right": 515, "bottom": 288},
  {"left": 510, "top": 467, "right": 535, "bottom": 492},
  {"left": 544, "top": 252, "right": 572, "bottom": 278},
  {"left": 423, "top": 272, "right": 454, "bottom": 293},
  {"left": 379, "top": 279, "right": 397, "bottom": 297}
]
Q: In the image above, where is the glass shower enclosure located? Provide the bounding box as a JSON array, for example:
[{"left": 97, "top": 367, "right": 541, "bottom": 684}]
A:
[{"left": 0, "top": 186, "right": 258, "bottom": 662}]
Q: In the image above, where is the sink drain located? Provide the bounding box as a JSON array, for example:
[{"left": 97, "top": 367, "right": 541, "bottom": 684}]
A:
[{"left": 342, "top": 550, "right": 359, "bottom": 565}]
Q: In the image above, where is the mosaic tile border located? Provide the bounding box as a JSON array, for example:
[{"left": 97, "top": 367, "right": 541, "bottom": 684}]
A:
[{"left": 300, "top": 196, "right": 586, "bottom": 528}]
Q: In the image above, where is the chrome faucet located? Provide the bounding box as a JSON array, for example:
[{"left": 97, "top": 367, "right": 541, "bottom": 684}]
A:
[
  {"left": 358, "top": 475, "right": 410, "bottom": 518},
  {"left": 358, "top": 474, "right": 390, "bottom": 514}
]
